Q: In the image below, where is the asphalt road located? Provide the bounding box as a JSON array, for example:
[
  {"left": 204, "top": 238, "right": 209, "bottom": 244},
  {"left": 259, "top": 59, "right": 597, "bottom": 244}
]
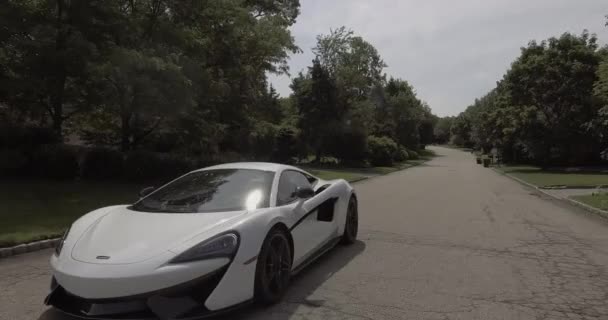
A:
[{"left": 2, "top": 146, "right": 608, "bottom": 320}]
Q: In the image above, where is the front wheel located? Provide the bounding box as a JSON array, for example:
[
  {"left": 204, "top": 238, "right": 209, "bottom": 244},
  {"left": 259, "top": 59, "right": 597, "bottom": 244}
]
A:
[
  {"left": 254, "top": 228, "right": 292, "bottom": 305},
  {"left": 341, "top": 196, "right": 358, "bottom": 245}
]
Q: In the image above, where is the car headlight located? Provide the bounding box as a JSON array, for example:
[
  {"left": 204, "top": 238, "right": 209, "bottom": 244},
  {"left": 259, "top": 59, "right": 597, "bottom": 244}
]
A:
[
  {"left": 170, "top": 232, "right": 239, "bottom": 264},
  {"left": 55, "top": 227, "right": 71, "bottom": 256}
]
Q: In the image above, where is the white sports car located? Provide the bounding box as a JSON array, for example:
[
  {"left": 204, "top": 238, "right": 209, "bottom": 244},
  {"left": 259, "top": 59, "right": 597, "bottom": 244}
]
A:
[{"left": 46, "top": 162, "right": 358, "bottom": 319}]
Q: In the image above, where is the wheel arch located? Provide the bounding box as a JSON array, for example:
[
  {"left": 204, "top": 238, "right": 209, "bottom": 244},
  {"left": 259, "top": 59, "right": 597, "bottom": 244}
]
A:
[{"left": 269, "top": 222, "right": 294, "bottom": 264}]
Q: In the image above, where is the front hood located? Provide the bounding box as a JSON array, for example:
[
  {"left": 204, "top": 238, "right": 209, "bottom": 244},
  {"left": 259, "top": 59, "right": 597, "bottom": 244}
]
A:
[{"left": 71, "top": 206, "right": 245, "bottom": 264}]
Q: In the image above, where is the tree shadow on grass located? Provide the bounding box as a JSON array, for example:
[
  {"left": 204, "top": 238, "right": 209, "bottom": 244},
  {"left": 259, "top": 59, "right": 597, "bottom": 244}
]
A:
[{"left": 38, "top": 241, "right": 366, "bottom": 320}]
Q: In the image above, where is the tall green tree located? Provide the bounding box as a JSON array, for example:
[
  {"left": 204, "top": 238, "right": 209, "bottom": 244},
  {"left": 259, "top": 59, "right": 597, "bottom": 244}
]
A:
[
  {"left": 313, "top": 26, "right": 386, "bottom": 100},
  {"left": 450, "top": 112, "right": 473, "bottom": 147},
  {"left": 80, "top": 48, "right": 194, "bottom": 151},
  {"left": 419, "top": 103, "right": 437, "bottom": 148},
  {"left": 434, "top": 116, "right": 454, "bottom": 144},
  {"left": 0, "top": 0, "right": 122, "bottom": 138},
  {"left": 453, "top": 31, "right": 604, "bottom": 164},
  {"left": 590, "top": 51, "right": 608, "bottom": 146},
  {"left": 0, "top": 0, "right": 302, "bottom": 152},
  {"left": 162, "top": 0, "right": 301, "bottom": 154},
  {"left": 502, "top": 32, "right": 601, "bottom": 163},
  {"left": 292, "top": 59, "right": 341, "bottom": 161},
  {"left": 376, "top": 78, "right": 430, "bottom": 149},
  {"left": 0, "top": 0, "right": 440, "bottom": 168}
]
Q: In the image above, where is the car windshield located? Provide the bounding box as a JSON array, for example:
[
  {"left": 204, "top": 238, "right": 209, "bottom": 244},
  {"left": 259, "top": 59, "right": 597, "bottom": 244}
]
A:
[{"left": 131, "top": 169, "right": 275, "bottom": 213}]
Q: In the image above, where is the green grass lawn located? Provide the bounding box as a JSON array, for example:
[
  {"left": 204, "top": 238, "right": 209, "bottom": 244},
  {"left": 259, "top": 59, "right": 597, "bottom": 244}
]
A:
[
  {"left": 307, "top": 164, "right": 406, "bottom": 182},
  {"left": 571, "top": 193, "right": 608, "bottom": 211},
  {"left": 498, "top": 165, "right": 608, "bottom": 188},
  {"left": 0, "top": 179, "right": 144, "bottom": 247},
  {"left": 0, "top": 152, "right": 436, "bottom": 248},
  {"left": 304, "top": 157, "right": 432, "bottom": 182},
  {"left": 437, "top": 144, "right": 474, "bottom": 152},
  {"left": 306, "top": 169, "right": 367, "bottom": 182},
  {"left": 0, "top": 171, "right": 368, "bottom": 248}
]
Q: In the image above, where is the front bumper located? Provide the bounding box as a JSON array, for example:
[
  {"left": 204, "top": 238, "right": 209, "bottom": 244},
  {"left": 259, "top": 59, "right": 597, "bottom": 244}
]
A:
[
  {"left": 45, "top": 268, "right": 246, "bottom": 320},
  {"left": 51, "top": 250, "right": 233, "bottom": 299}
]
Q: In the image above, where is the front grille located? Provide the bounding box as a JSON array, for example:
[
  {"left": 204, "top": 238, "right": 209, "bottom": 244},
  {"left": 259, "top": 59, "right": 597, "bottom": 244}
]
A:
[
  {"left": 48, "top": 286, "right": 155, "bottom": 319},
  {"left": 46, "top": 268, "right": 227, "bottom": 319}
]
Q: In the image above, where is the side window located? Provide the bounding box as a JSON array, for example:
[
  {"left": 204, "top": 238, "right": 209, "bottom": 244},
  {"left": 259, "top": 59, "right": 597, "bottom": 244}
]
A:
[
  {"left": 304, "top": 173, "right": 318, "bottom": 187},
  {"left": 277, "top": 171, "right": 313, "bottom": 205}
]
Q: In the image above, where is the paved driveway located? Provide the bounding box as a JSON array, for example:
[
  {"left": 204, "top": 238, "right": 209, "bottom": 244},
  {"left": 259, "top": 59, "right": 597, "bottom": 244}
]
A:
[{"left": 2, "top": 146, "right": 608, "bottom": 320}]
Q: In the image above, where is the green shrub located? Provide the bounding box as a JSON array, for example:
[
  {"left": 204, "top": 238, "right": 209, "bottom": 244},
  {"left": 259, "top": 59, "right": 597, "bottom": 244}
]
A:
[
  {"left": 418, "top": 148, "right": 435, "bottom": 158},
  {"left": 124, "top": 151, "right": 194, "bottom": 181},
  {"left": 30, "top": 144, "right": 80, "bottom": 179},
  {"left": 329, "top": 127, "right": 368, "bottom": 165},
  {"left": 318, "top": 156, "right": 339, "bottom": 166},
  {"left": 408, "top": 150, "right": 420, "bottom": 160},
  {"left": 81, "top": 148, "right": 124, "bottom": 180},
  {"left": 274, "top": 125, "right": 298, "bottom": 163},
  {"left": 393, "top": 147, "right": 409, "bottom": 162},
  {"left": 367, "top": 135, "right": 399, "bottom": 166},
  {"left": 449, "top": 134, "right": 465, "bottom": 147},
  {"left": 249, "top": 122, "right": 278, "bottom": 160},
  {"left": 0, "top": 149, "right": 28, "bottom": 176}
]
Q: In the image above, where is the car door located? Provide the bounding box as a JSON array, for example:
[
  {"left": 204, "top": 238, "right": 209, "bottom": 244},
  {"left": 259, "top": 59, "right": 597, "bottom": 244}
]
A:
[{"left": 277, "top": 170, "right": 338, "bottom": 267}]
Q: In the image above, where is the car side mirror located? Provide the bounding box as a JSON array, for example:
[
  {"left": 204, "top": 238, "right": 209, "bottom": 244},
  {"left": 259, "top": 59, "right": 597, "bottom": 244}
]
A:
[
  {"left": 295, "top": 186, "right": 315, "bottom": 199},
  {"left": 139, "top": 186, "right": 156, "bottom": 198}
]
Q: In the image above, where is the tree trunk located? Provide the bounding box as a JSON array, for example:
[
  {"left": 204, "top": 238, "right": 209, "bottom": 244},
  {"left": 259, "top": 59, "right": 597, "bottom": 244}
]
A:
[
  {"left": 50, "top": 0, "right": 68, "bottom": 140},
  {"left": 51, "top": 98, "right": 63, "bottom": 139},
  {"left": 315, "top": 147, "right": 322, "bottom": 163},
  {"left": 121, "top": 110, "right": 132, "bottom": 152},
  {"left": 50, "top": 71, "right": 66, "bottom": 140}
]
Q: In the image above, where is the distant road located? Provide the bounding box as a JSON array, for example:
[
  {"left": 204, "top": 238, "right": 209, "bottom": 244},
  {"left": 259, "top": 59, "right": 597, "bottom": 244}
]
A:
[{"left": 2, "top": 146, "right": 608, "bottom": 320}]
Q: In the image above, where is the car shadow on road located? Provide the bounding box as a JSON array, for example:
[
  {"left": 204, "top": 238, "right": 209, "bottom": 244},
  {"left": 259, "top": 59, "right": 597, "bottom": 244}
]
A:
[
  {"left": 37, "top": 240, "right": 366, "bottom": 320},
  {"left": 226, "top": 240, "right": 366, "bottom": 320}
]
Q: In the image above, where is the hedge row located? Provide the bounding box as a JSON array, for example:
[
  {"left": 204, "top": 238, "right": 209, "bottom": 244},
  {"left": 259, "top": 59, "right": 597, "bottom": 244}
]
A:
[
  {"left": 1, "top": 138, "right": 427, "bottom": 180},
  {"left": 0, "top": 145, "right": 210, "bottom": 181},
  {"left": 367, "top": 135, "right": 419, "bottom": 166}
]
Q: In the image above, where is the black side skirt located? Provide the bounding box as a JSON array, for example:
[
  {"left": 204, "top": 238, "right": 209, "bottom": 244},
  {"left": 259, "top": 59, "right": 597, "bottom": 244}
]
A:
[{"left": 291, "top": 236, "right": 341, "bottom": 276}]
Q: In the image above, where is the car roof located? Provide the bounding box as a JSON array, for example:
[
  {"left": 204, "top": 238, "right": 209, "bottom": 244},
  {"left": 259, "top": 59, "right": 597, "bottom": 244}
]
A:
[{"left": 195, "top": 162, "right": 304, "bottom": 173}]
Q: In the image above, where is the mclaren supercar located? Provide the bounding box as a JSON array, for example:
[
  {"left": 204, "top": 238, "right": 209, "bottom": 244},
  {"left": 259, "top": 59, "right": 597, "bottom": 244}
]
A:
[{"left": 46, "top": 162, "right": 359, "bottom": 319}]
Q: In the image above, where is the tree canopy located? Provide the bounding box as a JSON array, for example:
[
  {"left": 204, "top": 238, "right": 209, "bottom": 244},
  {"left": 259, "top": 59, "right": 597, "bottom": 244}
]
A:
[
  {"left": 0, "top": 2, "right": 437, "bottom": 176},
  {"left": 445, "top": 31, "right": 607, "bottom": 165},
  {"left": 289, "top": 28, "right": 436, "bottom": 165}
]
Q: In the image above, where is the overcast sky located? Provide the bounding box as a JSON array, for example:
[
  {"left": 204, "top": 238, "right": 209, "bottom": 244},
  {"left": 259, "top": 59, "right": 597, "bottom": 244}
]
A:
[{"left": 268, "top": 0, "right": 608, "bottom": 117}]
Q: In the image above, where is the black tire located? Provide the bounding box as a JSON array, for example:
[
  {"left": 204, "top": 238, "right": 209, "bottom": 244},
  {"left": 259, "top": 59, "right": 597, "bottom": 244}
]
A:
[
  {"left": 254, "top": 227, "right": 292, "bottom": 305},
  {"left": 341, "top": 196, "right": 358, "bottom": 245}
]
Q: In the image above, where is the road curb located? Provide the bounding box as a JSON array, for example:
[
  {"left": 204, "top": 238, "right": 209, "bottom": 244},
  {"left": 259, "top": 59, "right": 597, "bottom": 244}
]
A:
[
  {"left": 0, "top": 238, "right": 60, "bottom": 259},
  {"left": 491, "top": 167, "right": 539, "bottom": 190},
  {"left": 539, "top": 185, "right": 604, "bottom": 190},
  {"left": 350, "top": 158, "right": 433, "bottom": 185},
  {"left": 350, "top": 176, "right": 370, "bottom": 184},
  {"left": 564, "top": 197, "right": 608, "bottom": 219},
  {"left": 491, "top": 167, "right": 608, "bottom": 219}
]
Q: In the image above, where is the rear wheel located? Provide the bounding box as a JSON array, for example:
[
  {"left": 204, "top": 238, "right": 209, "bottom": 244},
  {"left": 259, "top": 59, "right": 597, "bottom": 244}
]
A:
[
  {"left": 254, "top": 228, "right": 292, "bottom": 304},
  {"left": 341, "top": 196, "right": 358, "bottom": 245}
]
